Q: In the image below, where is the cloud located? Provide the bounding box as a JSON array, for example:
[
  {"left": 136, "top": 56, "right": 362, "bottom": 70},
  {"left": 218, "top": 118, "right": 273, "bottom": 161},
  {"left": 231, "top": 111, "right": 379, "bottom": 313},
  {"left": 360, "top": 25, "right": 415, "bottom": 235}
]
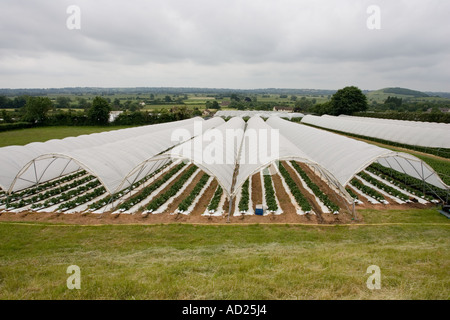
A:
[{"left": 0, "top": 0, "right": 449, "bottom": 91}]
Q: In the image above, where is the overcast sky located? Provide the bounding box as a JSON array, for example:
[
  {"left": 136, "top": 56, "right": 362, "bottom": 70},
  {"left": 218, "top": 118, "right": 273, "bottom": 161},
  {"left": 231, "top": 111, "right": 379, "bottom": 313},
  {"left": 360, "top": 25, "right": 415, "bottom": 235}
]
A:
[{"left": 0, "top": 0, "right": 449, "bottom": 91}]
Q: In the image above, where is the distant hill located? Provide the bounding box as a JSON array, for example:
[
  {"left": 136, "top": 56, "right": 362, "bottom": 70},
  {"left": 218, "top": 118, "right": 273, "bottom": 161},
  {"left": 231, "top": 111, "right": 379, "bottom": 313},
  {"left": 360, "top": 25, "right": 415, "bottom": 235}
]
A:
[
  {"left": 382, "top": 87, "right": 429, "bottom": 98},
  {"left": 366, "top": 87, "right": 432, "bottom": 102}
]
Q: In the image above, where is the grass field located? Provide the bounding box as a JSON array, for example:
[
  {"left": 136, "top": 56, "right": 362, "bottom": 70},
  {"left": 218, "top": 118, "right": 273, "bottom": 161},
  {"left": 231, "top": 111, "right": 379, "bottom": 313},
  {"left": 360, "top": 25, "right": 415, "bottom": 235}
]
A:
[
  {"left": 0, "top": 126, "right": 136, "bottom": 148},
  {"left": 0, "top": 208, "right": 448, "bottom": 300}
]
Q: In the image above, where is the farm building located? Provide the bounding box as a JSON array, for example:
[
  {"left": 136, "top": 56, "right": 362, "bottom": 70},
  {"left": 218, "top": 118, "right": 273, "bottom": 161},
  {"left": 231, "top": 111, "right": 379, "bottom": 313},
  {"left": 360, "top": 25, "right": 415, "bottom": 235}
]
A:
[{"left": 0, "top": 115, "right": 448, "bottom": 221}]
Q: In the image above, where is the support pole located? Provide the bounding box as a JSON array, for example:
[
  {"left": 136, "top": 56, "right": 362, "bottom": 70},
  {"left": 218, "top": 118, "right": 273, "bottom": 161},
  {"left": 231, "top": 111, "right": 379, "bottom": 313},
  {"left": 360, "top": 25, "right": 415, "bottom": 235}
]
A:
[{"left": 227, "top": 196, "right": 233, "bottom": 223}]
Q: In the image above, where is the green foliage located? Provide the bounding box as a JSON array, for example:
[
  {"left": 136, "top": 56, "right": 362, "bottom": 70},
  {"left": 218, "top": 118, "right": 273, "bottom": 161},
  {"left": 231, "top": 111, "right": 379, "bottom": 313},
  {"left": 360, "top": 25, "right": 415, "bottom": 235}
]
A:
[
  {"left": 207, "top": 185, "right": 223, "bottom": 212},
  {"left": 329, "top": 86, "right": 368, "bottom": 116},
  {"left": 58, "top": 186, "right": 106, "bottom": 211},
  {"left": 30, "top": 179, "right": 102, "bottom": 210},
  {"left": 262, "top": 168, "right": 278, "bottom": 212},
  {"left": 279, "top": 163, "right": 312, "bottom": 212},
  {"left": 358, "top": 172, "right": 409, "bottom": 201},
  {"left": 23, "top": 96, "right": 53, "bottom": 124},
  {"left": 1, "top": 171, "right": 86, "bottom": 204},
  {"left": 5, "top": 175, "right": 96, "bottom": 209},
  {"left": 117, "top": 163, "right": 187, "bottom": 211},
  {"left": 146, "top": 166, "right": 198, "bottom": 212},
  {"left": 384, "top": 96, "right": 403, "bottom": 108},
  {"left": 350, "top": 178, "right": 385, "bottom": 202},
  {"left": 238, "top": 179, "right": 250, "bottom": 212},
  {"left": 55, "top": 96, "right": 72, "bottom": 109},
  {"left": 178, "top": 174, "right": 210, "bottom": 212},
  {"left": 88, "top": 163, "right": 172, "bottom": 211},
  {"left": 383, "top": 87, "right": 429, "bottom": 98},
  {"left": 290, "top": 162, "right": 339, "bottom": 212},
  {"left": 368, "top": 163, "right": 447, "bottom": 200},
  {"left": 345, "top": 187, "right": 359, "bottom": 200},
  {"left": 0, "top": 122, "right": 34, "bottom": 132},
  {"left": 87, "top": 97, "right": 111, "bottom": 125}
]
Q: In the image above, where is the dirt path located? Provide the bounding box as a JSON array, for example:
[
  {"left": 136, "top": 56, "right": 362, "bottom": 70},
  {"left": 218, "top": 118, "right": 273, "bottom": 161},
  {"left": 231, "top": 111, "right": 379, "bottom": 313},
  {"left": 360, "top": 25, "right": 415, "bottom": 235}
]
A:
[
  {"left": 271, "top": 172, "right": 296, "bottom": 215},
  {"left": 163, "top": 170, "right": 205, "bottom": 215},
  {"left": 190, "top": 179, "right": 218, "bottom": 217},
  {"left": 251, "top": 172, "right": 262, "bottom": 207},
  {"left": 282, "top": 162, "right": 320, "bottom": 224}
]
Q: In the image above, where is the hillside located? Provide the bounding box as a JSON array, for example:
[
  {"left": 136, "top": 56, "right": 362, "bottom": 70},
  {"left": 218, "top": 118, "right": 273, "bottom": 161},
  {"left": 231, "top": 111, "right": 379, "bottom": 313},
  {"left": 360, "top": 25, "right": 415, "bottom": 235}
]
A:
[{"left": 366, "top": 87, "right": 433, "bottom": 103}]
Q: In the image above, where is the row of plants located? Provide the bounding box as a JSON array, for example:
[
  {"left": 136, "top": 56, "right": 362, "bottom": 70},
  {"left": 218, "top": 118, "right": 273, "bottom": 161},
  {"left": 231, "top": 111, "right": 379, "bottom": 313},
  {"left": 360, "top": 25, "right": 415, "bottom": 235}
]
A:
[
  {"left": 5, "top": 175, "right": 96, "bottom": 209},
  {"left": 238, "top": 179, "right": 250, "bottom": 212},
  {"left": 279, "top": 163, "right": 312, "bottom": 213},
  {"left": 58, "top": 186, "right": 107, "bottom": 211},
  {"left": 1, "top": 170, "right": 87, "bottom": 204},
  {"left": 145, "top": 166, "right": 198, "bottom": 212},
  {"left": 88, "top": 162, "right": 172, "bottom": 211},
  {"left": 177, "top": 174, "right": 210, "bottom": 212},
  {"left": 117, "top": 163, "right": 187, "bottom": 211},
  {"left": 290, "top": 161, "right": 340, "bottom": 213},
  {"left": 345, "top": 187, "right": 360, "bottom": 200},
  {"left": 30, "top": 180, "right": 102, "bottom": 210},
  {"left": 350, "top": 178, "right": 385, "bottom": 202},
  {"left": 262, "top": 168, "right": 278, "bottom": 212},
  {"left": 367, "top": 163, "right": 437, "bottom": 200},
  {"left": 358, "top": 171, "right": 410, "bottom": 201},
  {"left": 207, "top": 185, "right": 223, "bottom": 212}
]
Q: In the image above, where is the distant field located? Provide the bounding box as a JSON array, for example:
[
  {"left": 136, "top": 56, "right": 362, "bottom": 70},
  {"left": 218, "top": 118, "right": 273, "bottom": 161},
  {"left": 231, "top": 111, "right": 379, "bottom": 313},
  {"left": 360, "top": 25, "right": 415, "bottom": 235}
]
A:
[
  {"left": 0, "top": 208, "right": 448, "bottom": 299},
  {"left": 0, "top": 126, "right": 136, "bottom": 148}
]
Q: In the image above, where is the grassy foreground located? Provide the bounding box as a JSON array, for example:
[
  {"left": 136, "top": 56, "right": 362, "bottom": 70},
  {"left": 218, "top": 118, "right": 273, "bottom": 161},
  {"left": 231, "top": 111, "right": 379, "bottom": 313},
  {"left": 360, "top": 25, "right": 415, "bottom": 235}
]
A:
[{"left": 0, "top": 208, "right": 448, "bottom": 300}]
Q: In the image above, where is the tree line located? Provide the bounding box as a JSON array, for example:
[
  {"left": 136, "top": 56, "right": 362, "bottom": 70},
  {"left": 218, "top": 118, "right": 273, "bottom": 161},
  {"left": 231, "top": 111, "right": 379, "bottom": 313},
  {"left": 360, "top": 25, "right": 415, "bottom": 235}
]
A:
[{"left": 0, "top": 96, "right": 193, "bottom": 132}]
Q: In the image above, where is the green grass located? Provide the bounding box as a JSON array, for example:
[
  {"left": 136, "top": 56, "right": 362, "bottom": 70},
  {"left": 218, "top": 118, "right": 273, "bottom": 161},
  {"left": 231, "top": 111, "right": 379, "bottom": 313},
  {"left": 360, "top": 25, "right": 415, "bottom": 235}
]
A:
[
  {"left": 0, "top": 126, "right": 137, "bottom": 148},
  {"left": 0, "top": 208, "right": 448, "bottom": 300}
]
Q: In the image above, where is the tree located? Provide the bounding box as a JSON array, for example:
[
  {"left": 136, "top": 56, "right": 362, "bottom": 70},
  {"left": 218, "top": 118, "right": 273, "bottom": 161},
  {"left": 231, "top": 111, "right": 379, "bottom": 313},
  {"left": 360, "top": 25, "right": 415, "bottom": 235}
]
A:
[
  {"left": 23, "top": 96, "right": 53, "bottom": 124},
  {"left": 294, "top": 97, "right": 313, "bottom": 112},
  {"left": 87, "top": 96, "right": 111, "bottom": 125},
  {"left": 76, "top": 97, "right": 90, "bottom": 109},
  {"left": 0, "top": 95, "right": 11, "bottom": 109},
  {"left": 211, "top": 101, "right": 220, "bottom": 109},
  {"left": 1, "top": 110, "right": 13, "bottom": 123},
  {"left": 329, "top": 86, "right": 368, "bottom": 115},
  {"left": 230, "top": 93, "right": 240, "bottom": 102},
  {"left": 56, "top": 96, "right": 72, "bottom": 109},
  {"left": 112, "top": 98, "right": 122, "bottom": 109}
]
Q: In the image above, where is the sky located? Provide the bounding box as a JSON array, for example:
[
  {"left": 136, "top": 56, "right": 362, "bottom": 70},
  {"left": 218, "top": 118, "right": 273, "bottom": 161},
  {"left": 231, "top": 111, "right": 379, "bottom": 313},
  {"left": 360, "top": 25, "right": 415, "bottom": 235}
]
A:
[{"left": 0, "top": 0, "right": 449, "bottom": 92}]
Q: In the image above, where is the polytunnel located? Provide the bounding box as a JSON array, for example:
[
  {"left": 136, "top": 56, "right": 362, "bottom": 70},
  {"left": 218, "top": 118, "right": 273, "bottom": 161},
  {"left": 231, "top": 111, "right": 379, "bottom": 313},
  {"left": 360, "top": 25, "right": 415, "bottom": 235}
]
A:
[
  {"left": 302, "top": 115, "right": 450, "bottom": 149},
  {"left": 159, "top": 117, "right": 246, "bottom": 197},
  {"left": 215, "top": 110, "right": 305, "bottom": 120},
  {"left": 267, "top": 117, "right": 449, "bottom": 193},
  {"left": 234, "top": 116, "right": 351, "bottom": 201},
  {"left": 0, "top": 117, "right": 224, "bottom": 195}
]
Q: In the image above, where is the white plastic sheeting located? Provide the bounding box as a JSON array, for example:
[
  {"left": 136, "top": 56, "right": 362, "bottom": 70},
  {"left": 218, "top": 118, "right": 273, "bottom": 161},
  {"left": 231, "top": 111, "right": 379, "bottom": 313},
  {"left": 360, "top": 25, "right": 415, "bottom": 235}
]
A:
[
  {"left": 267, "top": 116, "right": 449, "bottom": 190},
  {"left": 162, "top": 117, "right": 245, "bottom": 196},
  {"left": 0, "top": 117, "right": 224, "bottom": 194},
  {"left": 302, "top": 115, "right": 450, "bottom": 149},
  {"left": 215, "top": 110, "right": 305, "bottom": 120},
  {"left": 234, "top": 116, "right": 347, "bottom": 198}
]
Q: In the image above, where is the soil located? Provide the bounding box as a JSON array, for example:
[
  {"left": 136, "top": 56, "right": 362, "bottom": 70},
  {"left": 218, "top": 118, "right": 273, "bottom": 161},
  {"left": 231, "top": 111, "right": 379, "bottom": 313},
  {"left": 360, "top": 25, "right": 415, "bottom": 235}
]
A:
[
  {"left": 251, "top": 172, "right": 262, "bottom": 207},
  {"left": 163, "top": 170, "right": 205, "bottom": 214},
  {"left": 190, "top": 179, "right": 218, "bottom": 216}
]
